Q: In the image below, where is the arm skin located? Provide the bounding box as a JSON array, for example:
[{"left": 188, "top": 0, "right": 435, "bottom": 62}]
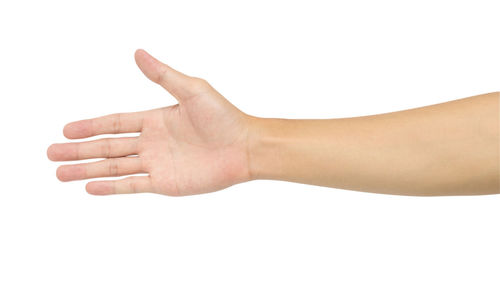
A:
[
  {"left": 248, "top": 93, "right": 499, "bottom": 196},
  {"left": 47, "top": 50, "right": 500, "bottom": 196}
]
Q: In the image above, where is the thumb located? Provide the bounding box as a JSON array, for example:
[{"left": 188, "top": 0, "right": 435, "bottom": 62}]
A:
[{"left": 134, "top": 49, "right": 198, "bottom": 102}]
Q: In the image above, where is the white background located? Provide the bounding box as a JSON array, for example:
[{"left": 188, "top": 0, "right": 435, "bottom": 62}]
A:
[{"left": 1, "top": 0, "right": 499, "bottom": 280}]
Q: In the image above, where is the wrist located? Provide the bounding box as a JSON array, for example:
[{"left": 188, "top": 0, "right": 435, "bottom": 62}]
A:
[{"left": 245, "top": 116, "right": 289, "bottom": 181}]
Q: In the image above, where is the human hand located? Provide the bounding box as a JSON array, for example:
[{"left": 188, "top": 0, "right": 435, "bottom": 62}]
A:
[{"left": 48, "top": 50, "right": 252, "bottom": 196}]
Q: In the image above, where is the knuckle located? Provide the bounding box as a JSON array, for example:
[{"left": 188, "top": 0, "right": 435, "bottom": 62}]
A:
[
  {"left": 75, "top": 143, "right": 81, "bottom": 160},
  {"left": 111, "top": 113, "right": 122, "bottom": 134},
  {"left": 108, "top": 159, "right": 119, "bottom": 177},
  {"left": 128, "top": 179, "right": 137, "bottom": 193},
  {"left": 100, "top": 139, "right": 112, "bottom": 158},
  {"left": 188, "top": 77, "right": 209, "bottom": 92},
  {"left": 157, "top": 67, "right": 168, "bottom": 84}
]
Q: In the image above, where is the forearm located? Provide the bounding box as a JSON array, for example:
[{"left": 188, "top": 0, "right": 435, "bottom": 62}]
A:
[{"left": 247, "top": 92, "right": 500, "bottom": 196}]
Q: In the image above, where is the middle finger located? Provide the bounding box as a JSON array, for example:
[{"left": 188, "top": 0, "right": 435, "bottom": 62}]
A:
[{"left": 48, "top": 137, "right": 138, "bottom": 161}]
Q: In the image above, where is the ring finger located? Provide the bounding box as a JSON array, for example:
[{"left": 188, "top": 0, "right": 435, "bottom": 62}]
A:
[{"left": 56, "top": 157, "right": 145, "bottom": 181}]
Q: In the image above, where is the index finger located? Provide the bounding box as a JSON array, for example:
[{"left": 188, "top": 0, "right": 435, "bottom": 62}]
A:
[{"left": 63, "top": 111, "right": 145, "bottom": 139}]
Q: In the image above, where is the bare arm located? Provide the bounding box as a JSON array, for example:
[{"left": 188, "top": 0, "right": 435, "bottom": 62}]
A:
[
  {"left": 47, "top": 50, "right": 499, "bottom": 196},
  {"left": 247, "top": 93, "right": 499, "bottom": 195}
]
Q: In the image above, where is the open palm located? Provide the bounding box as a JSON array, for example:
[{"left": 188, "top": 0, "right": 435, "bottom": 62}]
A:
[{"left": 48, "top": 50, "right": 252, "bottom": 196}]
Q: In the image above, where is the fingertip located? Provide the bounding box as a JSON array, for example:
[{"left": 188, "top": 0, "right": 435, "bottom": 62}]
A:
[
  {"left": 47, "top": 143, "right": 77, "bottom": 161},
  {"left": 134, "top": 48, "right": 147, "bottom": 60},
  {"left": 134, "top": 48, "right": 152, "bottom": 66},
  {"left": 134, "top": 49, "right": 165, "bottom": 84},
  {"left": 134, "top": 49, "right": 144, "bottom": 66},
  {"left": 56, "top": 165, "right": 85, "bottom": 182},
  {"left": 63, "top": 120, "right": 92, "bottom": 139},
  {"left": 134, "top": 49, "right": 194, "bottom": 102},
  {"left": 56, "top": 166, "right": 68, "bottom": 182},
  {"left": 47, "top": 144, "right": 56, "bottom": 161},
  {"left": 86, "top": 181, "right": 114, "bottom": 195},
  {"left": 62, "top": 122, "right": 75, "bottom": 139}
]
